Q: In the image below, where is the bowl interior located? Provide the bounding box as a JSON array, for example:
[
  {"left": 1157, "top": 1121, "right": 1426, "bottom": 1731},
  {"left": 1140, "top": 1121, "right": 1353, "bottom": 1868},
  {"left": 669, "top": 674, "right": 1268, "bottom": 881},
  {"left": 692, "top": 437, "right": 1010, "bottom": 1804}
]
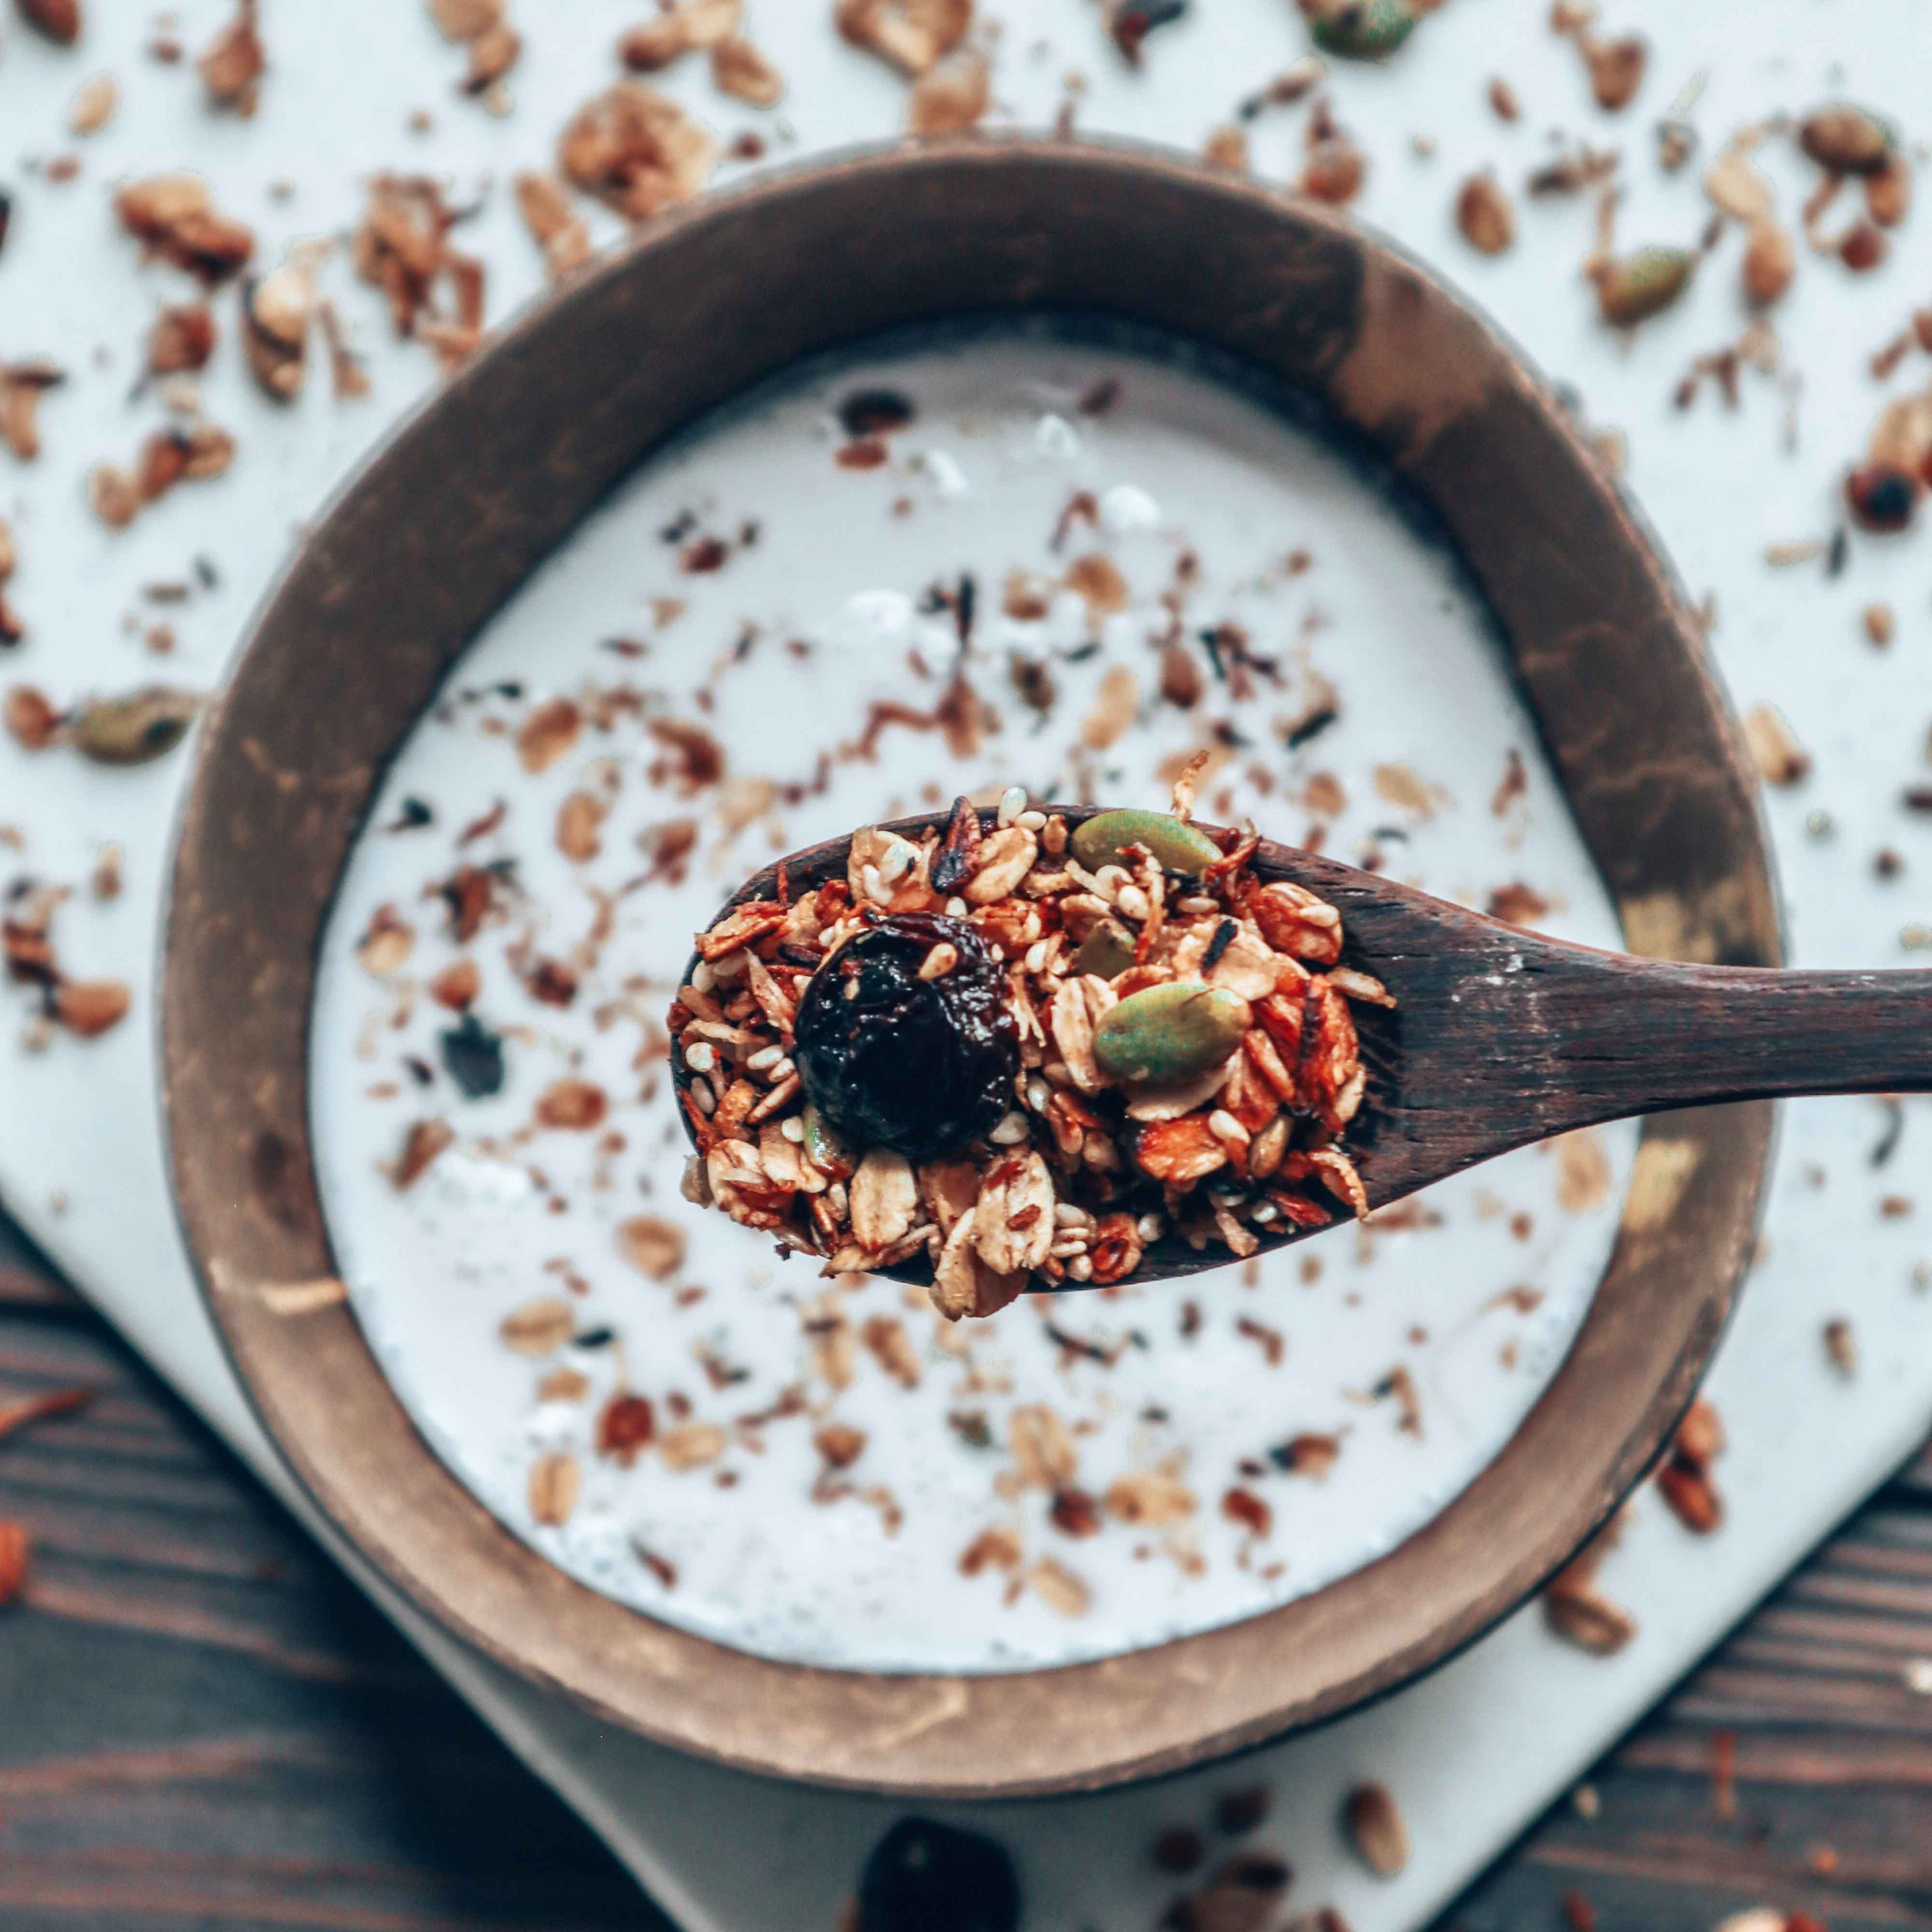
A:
[{"left": 162, "top": 138, "right": 1777, "bottom": 1797}]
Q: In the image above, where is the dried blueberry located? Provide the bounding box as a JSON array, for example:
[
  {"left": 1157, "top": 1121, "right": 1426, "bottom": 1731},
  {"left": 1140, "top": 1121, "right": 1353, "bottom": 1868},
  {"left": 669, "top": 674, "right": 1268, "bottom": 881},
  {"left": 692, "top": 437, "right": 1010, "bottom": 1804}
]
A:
[
  {"left": 856, "top": 1817, "right": 1021, "bottom": 1932},
  {"left": 794, "top": 912, "right": 1018, "bottom": 1161},
  {"left": 440, "top": 1011, "right": 505, "bottom": 1098}
]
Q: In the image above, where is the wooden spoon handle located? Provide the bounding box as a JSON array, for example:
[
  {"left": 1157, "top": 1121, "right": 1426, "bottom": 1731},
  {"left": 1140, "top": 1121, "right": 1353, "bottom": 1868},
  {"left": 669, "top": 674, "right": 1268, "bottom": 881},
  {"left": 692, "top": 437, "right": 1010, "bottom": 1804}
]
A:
[{"left": 1521, "top": 957, "right": 1932, "bottom": 1136}]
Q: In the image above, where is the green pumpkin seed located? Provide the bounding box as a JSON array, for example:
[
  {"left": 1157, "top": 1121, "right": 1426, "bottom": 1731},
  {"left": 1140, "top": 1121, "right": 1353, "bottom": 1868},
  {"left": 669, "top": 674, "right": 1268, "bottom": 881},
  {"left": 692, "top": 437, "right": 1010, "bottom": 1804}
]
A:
[
  {"left": 1307, "top": 0, "right": 1417, "bottom": 60},
  {"left": 1072, "top": 918, "right": 1139, "bottom": 982},
  {"left": 1596, "top": 246, "right": 1693, "bottom": 327},
  {"left": 1070, "top": 809, "right": 1222, "bottom": 876},
  {"left": 1799, "top": 104, "right": 1895, "bottom": 175},
  {"left": 70, "top": 686, "right": 199, "bottom": 765},
  {"left": 802, "top": 1103, "right": 856, "bottom": 1179},
  {"left": 1093, "top": 981, "right": 1251, "bottom": 1086}
]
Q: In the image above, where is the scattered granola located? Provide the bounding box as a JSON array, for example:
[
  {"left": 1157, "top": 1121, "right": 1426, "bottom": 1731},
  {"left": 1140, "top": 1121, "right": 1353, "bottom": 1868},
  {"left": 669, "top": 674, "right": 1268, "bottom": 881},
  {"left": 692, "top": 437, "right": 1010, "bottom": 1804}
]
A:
[
  {"left": 3, "top": 879, "right": 128, "bottom": 1043},
  {"left": 677, "top": 785, "right": 1387, "bottom": 1312},
  {"left": 352, "top": 174, "right": 487, "bottom": 369}
]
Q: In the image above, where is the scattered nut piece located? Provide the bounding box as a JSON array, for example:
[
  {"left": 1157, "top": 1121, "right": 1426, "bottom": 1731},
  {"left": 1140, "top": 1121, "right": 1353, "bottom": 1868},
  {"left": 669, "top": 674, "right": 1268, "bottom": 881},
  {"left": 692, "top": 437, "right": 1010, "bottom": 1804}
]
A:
[
  {"left": 617, "top": 1214, "right": 685, "bottom": 1279},
  {"left": 713, "top": 35, "right": 784, "bottom": 107},
  {"left": 0, "top": 360, "right": 67, "bottom": 461},
  {"left": 835, "top": 0, "right": 971, "bottom": 76},
  {"left": 1456, "top": 170, "right": 1515, "bottom": 254},
  {"left": 558, "top": 81, "right": 718, "bottom": 221},
  {"left": 114, "top": 174, "right": 255, "bottom": 284},
  {"left": 15, "top": 0, "right": 79, "bottom": 45},
  {"left": 527, "top": 1449, "right": 581, "bottom": 1524},
  {"left": 514, "top": 171, "right": 593, "bottom": 277},
  {"left": 67, "top": 71, "right": 117, "bottom": 136},
  {"left": 619, "top": 0, "right": 740, "bottom": 69},
  {"left": 1743, "top": 703, "right": 1811, "bottom": 787},
  {"left": 1822, "top": 1316, "right": 1857, "bottom": 1375},
  {"left": 198, "top": 0, "right": 264, "bottom": 114},
  {"left": 427, "top": 0, "right": 503, "bottom": 38},
  {"left": 907, "top": 50, "right": 988, "bottom": 133},
  {"left": 1343, "top": 1782, "right": 1410, "bottom": 1877},
  {"left": 242, "top": 257, "right": 315, "bottom": 401}
]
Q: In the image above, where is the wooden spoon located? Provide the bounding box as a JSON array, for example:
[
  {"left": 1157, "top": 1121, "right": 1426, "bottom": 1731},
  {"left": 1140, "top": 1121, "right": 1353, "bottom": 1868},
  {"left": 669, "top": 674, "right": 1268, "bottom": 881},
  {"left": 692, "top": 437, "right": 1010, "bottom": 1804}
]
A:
[{"left": 675, "top": 804, "right": 1931, "bottom": 1287}]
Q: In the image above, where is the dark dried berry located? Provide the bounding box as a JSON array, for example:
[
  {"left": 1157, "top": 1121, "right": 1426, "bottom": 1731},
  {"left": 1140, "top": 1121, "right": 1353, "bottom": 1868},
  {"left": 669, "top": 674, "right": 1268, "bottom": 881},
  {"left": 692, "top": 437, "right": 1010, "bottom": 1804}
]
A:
[
  {"left": 795, "top": 912, "right": 1019, "bottom": 1160},
  {"left": 838, "top": 388, "right": 915, "bottom": 438},
  {"left": 440, "top": 1011, "right": 505, "bottom": 1097},
  {"left": 1845, "top": 462, "right": 1919, "bottom": 533},
  {"left": 856, "top": 1817, "right": 1020, "bottom": 1932}
]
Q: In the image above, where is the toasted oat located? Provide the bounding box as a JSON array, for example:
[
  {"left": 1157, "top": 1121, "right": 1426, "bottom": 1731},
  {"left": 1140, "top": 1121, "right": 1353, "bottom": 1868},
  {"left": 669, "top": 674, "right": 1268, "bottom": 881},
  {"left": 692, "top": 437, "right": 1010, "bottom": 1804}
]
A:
[
  {"left": 972, "top": 1150, "right": 1054, "bottom": 1274},
  {"left": 850, "top": 1147, "right": 919, "bottom": 1250}
]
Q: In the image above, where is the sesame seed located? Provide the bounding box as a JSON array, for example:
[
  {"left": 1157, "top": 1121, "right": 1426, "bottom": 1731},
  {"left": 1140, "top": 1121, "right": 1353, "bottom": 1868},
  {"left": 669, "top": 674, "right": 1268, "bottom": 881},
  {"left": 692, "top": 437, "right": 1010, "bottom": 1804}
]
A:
[
  {"left": 779, "top": 1115, "right": 806, "bottom": 1143},
  {"left": 997, "top": 784, "right": 1027, "bottom": 826},
  {"left": 1017, "top": 809, "right": 1047, "bottom": 830},
  {"left": 989, "top": 1110, "right": 1031, "bottom": 1144},
  {"left": 684, "top": 1041, "right": 717, "bottom": 1073}
]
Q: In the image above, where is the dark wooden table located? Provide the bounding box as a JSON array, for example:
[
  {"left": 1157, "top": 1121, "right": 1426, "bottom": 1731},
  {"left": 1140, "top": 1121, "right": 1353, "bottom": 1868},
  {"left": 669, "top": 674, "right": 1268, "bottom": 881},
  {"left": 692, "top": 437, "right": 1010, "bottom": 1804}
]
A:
[{"left": 1, "top": 1212, "right": 1928, "bottom": 1932}]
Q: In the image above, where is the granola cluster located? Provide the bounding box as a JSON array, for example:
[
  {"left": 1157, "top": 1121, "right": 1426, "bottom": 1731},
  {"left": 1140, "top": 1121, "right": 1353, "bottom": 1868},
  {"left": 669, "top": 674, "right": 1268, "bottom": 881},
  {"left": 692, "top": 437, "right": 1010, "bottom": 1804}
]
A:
[{"left": 674, "top": 769, "right": 1391, "bottom": 1317}]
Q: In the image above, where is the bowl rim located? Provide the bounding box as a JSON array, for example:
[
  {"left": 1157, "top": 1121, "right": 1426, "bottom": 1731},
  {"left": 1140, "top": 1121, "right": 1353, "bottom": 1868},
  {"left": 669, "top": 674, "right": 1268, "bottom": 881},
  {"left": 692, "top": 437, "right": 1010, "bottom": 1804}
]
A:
[{"left": 160, "top": 132, "right": 1780, "bottom": 1798}]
